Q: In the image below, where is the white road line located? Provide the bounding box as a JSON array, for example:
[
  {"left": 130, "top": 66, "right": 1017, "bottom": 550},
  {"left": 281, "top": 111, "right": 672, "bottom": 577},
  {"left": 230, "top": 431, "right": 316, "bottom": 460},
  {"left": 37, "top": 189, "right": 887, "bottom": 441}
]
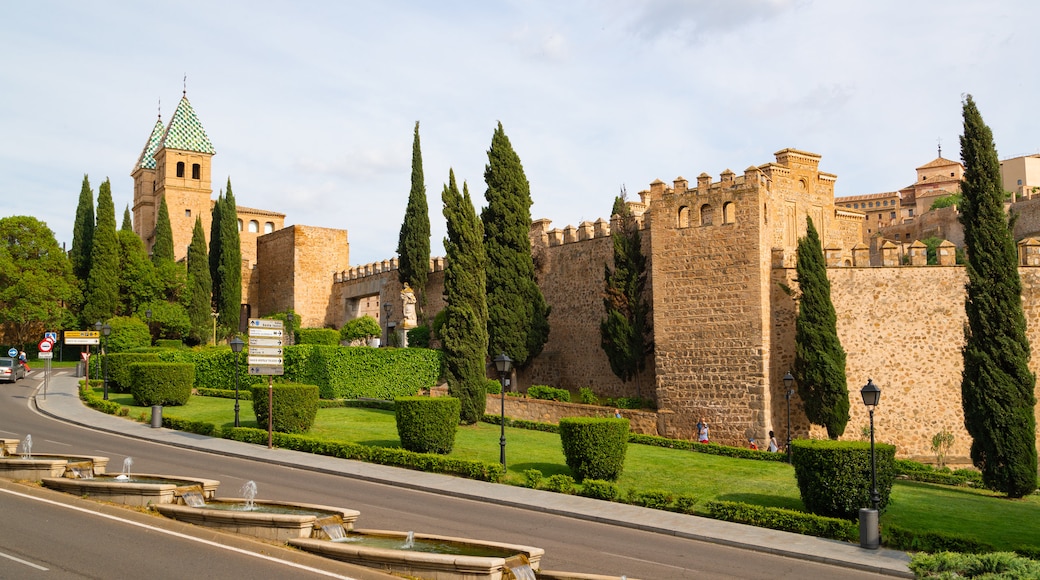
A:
[
  {"left": 0, "top": 549, "right": 49, "bottom": 571},
  {"left": 0, "top": 487, "right": 358, "bottom": 579},
  {"left": 43, "top": 439, "right": 72, "bottom": 447}
]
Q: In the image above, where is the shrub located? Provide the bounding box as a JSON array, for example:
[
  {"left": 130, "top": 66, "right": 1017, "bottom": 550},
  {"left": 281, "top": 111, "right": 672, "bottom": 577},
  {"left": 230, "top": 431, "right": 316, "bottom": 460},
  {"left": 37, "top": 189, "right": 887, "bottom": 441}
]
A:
[
  {"left": 791, "top": 439, "right": 896, "bottom": 519},
  {"left": 155, "top": 339, "right": 183, "bottom": 349},
  {"left": 579, "top": 479, "right": 619, "bottom": 501},
  {"left": 106, "top": 316, "right": 151, "bottom": 353},
  {"left": 706, "top": 500, "right": 858, "bottom": 542},
  {"left": 129, "top": 362, "right": 194, "bottom": 406},
  {"left": 674, "top": 494, "right": 698, "bottom": 514},
  {"left": 406, "top": 325, "right": 430, "bottom": 348},
  {"left": 340, "top": 316, "right": 382, "bottom": 345},
  {"left": 607, "top": 396, "right": 654, "bottom": 410},
  {"left": 522, "top": 469, "right": 544, "bottom": 489},
  {"left": 106, "top": 352, "right": 160, "bottom": 392},
  {"left": 528, "top": 384, "right": 571, "bottom": 402},
  {"left": 626, "top": 489, "right": 674, "bottom": 510},
  {"left": 249, "top": 382, "right": 320, "bottom": 434},
  {"left": 559, "top": 417, "right": 629, "bottom": 481},
  {"left": 394, "top": 396, "right": 461, "bottom": 454},
  {"left": 542, "top": 474, "right": 575, "bottom": 494},
  {"left": 578, "top": 386, "right": 597, "bottom": 405},
  {"left": 931, "top": 428, "right": 955, "bottom": 469},
  {"left": 298, "top": 328, "right": 340, "bottom": 346},
  {"left": 886, "top": 524, "right": 995, "bottom": 554},
  {"left": 909, "top": 551, "right": 1040, "bottom": 580},
  {"left": 485, "top": 378, "right": 502, "bottom": 395}
]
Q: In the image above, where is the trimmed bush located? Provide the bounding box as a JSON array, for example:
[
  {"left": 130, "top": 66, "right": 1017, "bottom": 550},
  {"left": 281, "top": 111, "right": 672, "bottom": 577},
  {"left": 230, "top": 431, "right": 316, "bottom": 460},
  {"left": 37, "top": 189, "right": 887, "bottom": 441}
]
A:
[
  {"left": 528, "top": 384, "right": 571, "bottom": 402},
  {"left": 522, "top": 469, "right": 544, "bottom": 489},
  {"left": 542, "top": 474, "right": 575, "bottom": 494},
  {"left": 674, "top": 494, "right": 698, "bottom": 515},
  {"left": 579, "top": 479, "right": 619, "bottom": 501},
  {"left": 885, "top": 523, "right": 995, "bottom": 554},
  {"left": 129, "top": 362, "right": 194, "bottom": 406},
  {"left": 106, "top": 352, "right": 161, "bottom": 392},
  {"left": 106, "top": 316, "right": 151, "bottom": 352},
  {"left": 791, "top": 439, "right": 896, "bottom": 519},
  {"left": 909, "top": 551, "right": 1040, "bottom": 580},
  {"left": 485, "top": 378, "right": 502, "bottom": 395},
  {"left": 394, "top": 396, "right": 461, "bottom": 454},
  {"left": 340, "top": 316, "right": 381, "bottom": 345},
  {"left": 406, "top": 325, "right": 430, "bottom": 348},
  {"left": 559, "top": 417, "right": 629, "bottom": 481},
  {"left": 298, "top": 328, "right": 340, "bottom": 346},
  {"left": 706, "top": 500, "right": 858, "bottom": 542},
  {"left": 627, "top": 489, "right": 674, "bottom": 510},
  {"left": 249, "top": 382, "right": 320, "bottom": 434},
  {"left": 155, "top": 339, "right": 183, "bottom": 349},
  {"left": 578, "top": 387, "right": 597, "bottom": 405}
]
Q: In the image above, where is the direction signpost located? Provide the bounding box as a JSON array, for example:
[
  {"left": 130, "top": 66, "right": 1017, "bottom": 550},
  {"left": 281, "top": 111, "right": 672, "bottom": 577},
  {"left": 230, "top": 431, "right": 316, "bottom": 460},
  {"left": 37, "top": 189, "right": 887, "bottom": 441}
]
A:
[{"left": 247, "top": 318, "right": 285, "bottom": 448}]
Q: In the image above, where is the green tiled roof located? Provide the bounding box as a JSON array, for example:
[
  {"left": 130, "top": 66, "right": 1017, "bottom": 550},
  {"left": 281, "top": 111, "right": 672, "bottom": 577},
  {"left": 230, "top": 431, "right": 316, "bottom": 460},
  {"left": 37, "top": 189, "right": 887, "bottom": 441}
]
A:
[
  {"left": 134, "top": 118, "right": 166, "bottom": 171},
  {"left": 161, "top": 96, "right": 215, "bottom": 154}
]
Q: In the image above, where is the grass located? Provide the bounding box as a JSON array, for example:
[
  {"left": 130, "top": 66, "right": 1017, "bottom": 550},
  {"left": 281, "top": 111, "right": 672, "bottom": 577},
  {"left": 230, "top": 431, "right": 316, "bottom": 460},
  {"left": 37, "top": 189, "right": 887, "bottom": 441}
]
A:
[{"left": 103, "top": 389, "right": 1040, "bottom": 551}]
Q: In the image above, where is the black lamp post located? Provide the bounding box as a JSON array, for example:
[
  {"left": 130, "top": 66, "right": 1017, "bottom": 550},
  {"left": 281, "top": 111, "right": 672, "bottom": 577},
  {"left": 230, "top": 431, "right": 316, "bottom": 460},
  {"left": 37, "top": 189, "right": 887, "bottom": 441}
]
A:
[
  {"left": 95, "top": 321, "right": 112, "bottom": 400},
  {"left": 382, "top": 302, "right": 392, "bottom": 347},
  {"left": 861, "top": 378, "right": 882, "bottom": 512},
  {"left": 145, "top": 308, "right": 152, "bottom": 345},
  {"left": 493, "top": 353, "right": 514, "bottom": 468},
  {"left": 783, "top": 371, "right": 794, "bottom": 463},
  {"left": 286, "top": 312, "right": 294, "bottom": 346},
  {"left": 230, "top": 336, "right": 244, "bottom": 427}
]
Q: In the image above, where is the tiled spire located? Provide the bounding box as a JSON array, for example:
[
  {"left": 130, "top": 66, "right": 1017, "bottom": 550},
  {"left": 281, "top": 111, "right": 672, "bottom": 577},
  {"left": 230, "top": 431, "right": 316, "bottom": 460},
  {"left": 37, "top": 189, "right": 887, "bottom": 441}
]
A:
[
  {"left": 134, "top": 117, "right": 166, "bottom": 170},
  {"left": 161, "top": 95, "right": 215, "bottom": 154}
]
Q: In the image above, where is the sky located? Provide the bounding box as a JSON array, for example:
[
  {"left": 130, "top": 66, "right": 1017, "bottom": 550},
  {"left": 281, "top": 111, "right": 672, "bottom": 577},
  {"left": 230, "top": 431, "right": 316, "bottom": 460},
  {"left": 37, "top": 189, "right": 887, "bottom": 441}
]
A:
[{"left": 2, "top": 0, "right": 1039, "bottom": 265}]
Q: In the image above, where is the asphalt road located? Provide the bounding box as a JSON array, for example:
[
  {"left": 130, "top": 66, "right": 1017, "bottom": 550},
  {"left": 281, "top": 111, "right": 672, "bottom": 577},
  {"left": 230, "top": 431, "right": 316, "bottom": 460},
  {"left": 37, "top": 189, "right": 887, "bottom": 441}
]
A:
[{"left": 0, "top": 374, "right": 890, "bottom": 579}]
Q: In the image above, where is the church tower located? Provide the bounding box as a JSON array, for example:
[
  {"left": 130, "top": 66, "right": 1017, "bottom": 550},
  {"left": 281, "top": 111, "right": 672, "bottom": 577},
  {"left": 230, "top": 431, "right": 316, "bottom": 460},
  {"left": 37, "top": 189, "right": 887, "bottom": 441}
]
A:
[{"left": 131, "top": 93, "right": 215, "bottom": 260}]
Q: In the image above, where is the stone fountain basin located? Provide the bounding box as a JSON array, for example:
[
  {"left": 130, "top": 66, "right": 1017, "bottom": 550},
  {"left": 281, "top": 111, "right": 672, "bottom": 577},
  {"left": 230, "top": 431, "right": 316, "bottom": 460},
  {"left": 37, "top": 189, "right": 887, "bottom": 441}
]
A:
[
  {"left": 41, "top": 473, "right": 219, "bottom": 506},
  {"left": 289, "top": 528, "right": 544, "bottom": 580},
  {"left": 0, "top": 454, "right": 109, "bottom": 481},
  {"left": 0, "top": 438, "right": 18, "bottom": 456},
  {"left": 154, "top": 498, "right": 361, "bottom": 542}
]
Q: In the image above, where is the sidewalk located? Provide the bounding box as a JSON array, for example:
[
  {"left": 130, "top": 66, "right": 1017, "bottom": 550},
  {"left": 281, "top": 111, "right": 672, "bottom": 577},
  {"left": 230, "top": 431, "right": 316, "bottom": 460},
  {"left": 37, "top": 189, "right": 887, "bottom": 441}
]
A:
[{"left": 33, "top": 370, "right": 912, "bottom": 578}]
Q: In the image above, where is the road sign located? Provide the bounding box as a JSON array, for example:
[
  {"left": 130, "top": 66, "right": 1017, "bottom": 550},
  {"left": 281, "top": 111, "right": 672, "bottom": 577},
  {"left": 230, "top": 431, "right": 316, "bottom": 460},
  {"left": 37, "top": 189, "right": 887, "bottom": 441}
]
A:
[
  {"left": 247, "top": 356, "right": 283, "bottom": 366},
  {"left": 248, "top": 366, "right": 284, "bottom": 376},
  {"left": 249, "top": 318, "right": 284, "bottom": 329},
  {"left": 248, "top": 337, "right": 283, "bottom": 347},
  {"left": 247, "top": 328, "right": 283, "bottom": 338},
  {"left": 44, "top": 332, "right": 58, "bottom": 342},
  {"left": 38, "top": 352, "right": 53, "bottom": 359},
  {"left": 247, "top": 346, "right": 283, "bottom": 356},
  {"left": 80, "top": 352, "right": 90, "bottom": 361},
  {"left": 65, "top": 330, "right": 100, "bottom": 345},
  {"left": 7, "top": 348, "right": 16, "bottom": 357},
  {"left": 38, "top": 340, "right": 53, "bottom": 353}
]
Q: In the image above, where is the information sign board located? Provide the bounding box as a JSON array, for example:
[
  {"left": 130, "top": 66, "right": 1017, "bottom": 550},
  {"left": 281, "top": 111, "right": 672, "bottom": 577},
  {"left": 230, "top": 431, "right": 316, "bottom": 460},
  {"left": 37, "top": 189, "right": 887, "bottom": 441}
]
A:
[{"left": 248, "top": 366, "right": 284, "bottom": 376}]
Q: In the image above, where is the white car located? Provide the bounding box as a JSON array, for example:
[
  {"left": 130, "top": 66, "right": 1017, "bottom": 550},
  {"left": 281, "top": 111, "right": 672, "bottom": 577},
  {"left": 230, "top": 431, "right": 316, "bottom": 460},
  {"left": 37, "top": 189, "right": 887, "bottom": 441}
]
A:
[{"left": 0, "top": 357, "right": 26, "bottom": 382}]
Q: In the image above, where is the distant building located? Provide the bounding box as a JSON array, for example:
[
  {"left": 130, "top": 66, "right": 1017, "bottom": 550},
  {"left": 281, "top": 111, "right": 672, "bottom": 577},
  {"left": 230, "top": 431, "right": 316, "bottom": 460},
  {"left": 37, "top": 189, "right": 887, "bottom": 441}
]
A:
[{"left": 1000, "top": 154, "right": 1040, "bottom": 201}]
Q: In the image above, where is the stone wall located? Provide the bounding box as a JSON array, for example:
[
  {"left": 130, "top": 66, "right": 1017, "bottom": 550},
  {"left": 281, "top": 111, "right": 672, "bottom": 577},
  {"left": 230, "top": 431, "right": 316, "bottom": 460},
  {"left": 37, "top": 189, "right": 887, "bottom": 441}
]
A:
[
  {"left": 483, "top": 396, "right": 661, "bottom": 436},
  {"left": 256, "top": 225, "right": 350, "bottom": 327}
]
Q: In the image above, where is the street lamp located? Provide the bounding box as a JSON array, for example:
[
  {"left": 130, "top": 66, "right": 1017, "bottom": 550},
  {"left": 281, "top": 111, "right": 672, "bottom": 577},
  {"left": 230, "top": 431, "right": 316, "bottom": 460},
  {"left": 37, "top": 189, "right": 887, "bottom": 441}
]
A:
[
  {"left": 145, "top": 308, "right": 153, "bottom": 345},
  {"left": 230, "top": 336, "right": 244, "bottom": 428},
  {"left": 286, "top": 312, "right": 295, "bottom": 346},
  {"left": 860, "top": 378, "right": 882, "bottom": 549},
  {"left": 783, "top": 371, "right": 795, "bottom": 463},
  {"left": 493, "top": 353, "right": 514, "bottom": 468},
  {"left": 382, "top": 302, "right": 392, "bottom": 347},
  {"left": 211, "top": 310, "right": 219, "bottom": 345},
  {"left": 95, "top": 321, "right": 112, "bottom": 400}
]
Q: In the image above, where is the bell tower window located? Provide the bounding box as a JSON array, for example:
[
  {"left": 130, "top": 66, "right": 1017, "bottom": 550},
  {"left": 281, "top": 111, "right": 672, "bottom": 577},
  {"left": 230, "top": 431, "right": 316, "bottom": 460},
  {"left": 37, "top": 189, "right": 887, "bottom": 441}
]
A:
[
  {"left": 192, "top": 163, "right": 201, "bottom": 179},
  {"left": 176, "top": 161, "right": 185, "bottom": 177}
]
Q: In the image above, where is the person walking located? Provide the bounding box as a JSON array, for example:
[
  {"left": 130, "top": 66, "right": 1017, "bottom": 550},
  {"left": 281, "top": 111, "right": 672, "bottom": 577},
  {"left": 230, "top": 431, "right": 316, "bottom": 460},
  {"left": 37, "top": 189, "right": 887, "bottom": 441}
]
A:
[
  {"left": 768, "top": 430, "right": 779, "bottom": 452},
  {"left": 696, "top": 418, "right": 709, "bottom": 443}
]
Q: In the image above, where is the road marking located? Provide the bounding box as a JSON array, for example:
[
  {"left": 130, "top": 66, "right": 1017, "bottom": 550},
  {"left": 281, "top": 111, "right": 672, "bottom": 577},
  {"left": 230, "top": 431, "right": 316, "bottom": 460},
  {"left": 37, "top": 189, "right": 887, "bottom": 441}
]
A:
[
  {"left": 0, "top": 549, "right": 49, "bottom": 570},
  {"left": 43, "top": 439, "right": 72, "bottom": 447},
  {"left": 0, "top": 487, "right": 359, "bottom": 579}
]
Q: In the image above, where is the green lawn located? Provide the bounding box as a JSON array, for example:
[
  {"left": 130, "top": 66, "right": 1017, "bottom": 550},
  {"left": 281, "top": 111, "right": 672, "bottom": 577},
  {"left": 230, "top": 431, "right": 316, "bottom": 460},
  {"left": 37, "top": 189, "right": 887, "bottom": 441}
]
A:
[{"left": 104, "top": 390, "right": 1040, "bottom": 551}]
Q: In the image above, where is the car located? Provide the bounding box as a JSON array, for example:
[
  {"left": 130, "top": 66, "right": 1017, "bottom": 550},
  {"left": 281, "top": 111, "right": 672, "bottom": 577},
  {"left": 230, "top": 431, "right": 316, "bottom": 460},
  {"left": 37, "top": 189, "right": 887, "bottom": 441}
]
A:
[{"left": 0, "top": 357, "right": 25, "bottom": 382}]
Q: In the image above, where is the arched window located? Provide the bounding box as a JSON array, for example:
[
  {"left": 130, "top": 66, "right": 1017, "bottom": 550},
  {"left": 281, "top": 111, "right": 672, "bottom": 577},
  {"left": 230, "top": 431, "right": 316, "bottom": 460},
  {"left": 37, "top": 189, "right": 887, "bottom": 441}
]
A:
[
  {"left": 248, "top": 220, "right": 259, "bottom": 233},
  {"left": 237, "top": 219, "right": 243, "bottom": 231},
  {"left": 176, "top": 161, "right": 185, "bottom": 177},
  {"left": 264, "top": 222, "right": 274, "bottom": 234},
  {"left": 677, "top": 206, "right": 690, "bottom": 228},
  {"left": 192, "top": 163, "right": 201, "bottom": 179},
  {"left": 700, "top": 204, "right": 714, "bottom": 226},
  {"left": 723, "top": 202, "right": 735, "bottom": 224}
]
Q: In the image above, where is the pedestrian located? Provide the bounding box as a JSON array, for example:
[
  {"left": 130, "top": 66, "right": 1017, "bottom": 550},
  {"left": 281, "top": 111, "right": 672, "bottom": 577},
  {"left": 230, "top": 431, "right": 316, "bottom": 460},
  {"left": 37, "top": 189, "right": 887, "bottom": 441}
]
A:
[
  {"left": 18, "top": 350, "right": 29, "bottom": 373},
  {"left": 748, "top": 438, "right": 758, "bottom": 450},
  {"left": 696, "top": 418, "right": 709, "bottom": 443},
  {"left": 768, "top": 430, "right": 779, "bottom": 453},
  {"left": 614, "top": 409, "right": 622, "bottom": 419}
]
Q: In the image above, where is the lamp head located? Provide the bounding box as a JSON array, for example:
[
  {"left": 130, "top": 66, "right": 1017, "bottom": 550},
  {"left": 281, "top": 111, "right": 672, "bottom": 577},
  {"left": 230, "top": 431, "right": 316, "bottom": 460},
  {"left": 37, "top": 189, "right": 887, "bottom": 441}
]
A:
[
  {"left": 145, "top": 308, "right": 152, "bottom": 319},
  {"left": 783, "top": 371, "right": 794, "bottom": 390},
  {"left": 493, "top": 353, "right": 513, "bottom": 375},
  {"left": 95, "top": 321, "right": 102, "bottom": 332},
  {"left": 860, "top": 378, "right": 881, "bottom": 410},
  {"left": 230, "top": 336, "right": 244, "bottom": 353}
]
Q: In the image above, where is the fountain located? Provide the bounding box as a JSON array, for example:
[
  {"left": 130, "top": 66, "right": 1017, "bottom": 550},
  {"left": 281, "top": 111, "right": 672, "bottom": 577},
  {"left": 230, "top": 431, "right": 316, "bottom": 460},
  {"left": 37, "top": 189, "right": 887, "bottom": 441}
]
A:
[
  {"left": 115, "top": 457, "right": 133, "bottom": 481},
  {"left": 0, "top": 435, "right": 109, "bottom": 481},
  {"left": 20, "top": 434, "right": 31, "bottom": 458},
  {"left": 42, "top": 459, "right": 219, "bottom": 507},
  {"left": 289, "top": 528, "right": 544, "bottom": 580},
  {"left": 153, "top": 480, "right": 360, "bottom": 542},
  {"left": 0, "top": 438, "right": 18, "bottom": 456}
]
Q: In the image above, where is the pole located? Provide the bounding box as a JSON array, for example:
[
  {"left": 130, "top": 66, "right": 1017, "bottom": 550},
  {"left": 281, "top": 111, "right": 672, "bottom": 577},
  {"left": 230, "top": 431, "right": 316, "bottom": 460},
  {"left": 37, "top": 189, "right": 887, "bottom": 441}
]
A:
[
  {"left": 233, "top": 349, "right": 241, "bottom": 428},
  {"left": 85, "top": 345, "right": 90, "bottom": 388},
  {"left": 499, "top": 377, "right": 507, "bottom": 467},
  {"left": 869, "top": 408, "right": 879, "bottom": 511},
  {"left": 102, "top": 334, "right": 109, "bottom": 400},
  {"left": 267, "top": 376, "right": 274, "bottom": 449},
  {"left": 786, "top": 390, "right": 792, "bottom": 463}
]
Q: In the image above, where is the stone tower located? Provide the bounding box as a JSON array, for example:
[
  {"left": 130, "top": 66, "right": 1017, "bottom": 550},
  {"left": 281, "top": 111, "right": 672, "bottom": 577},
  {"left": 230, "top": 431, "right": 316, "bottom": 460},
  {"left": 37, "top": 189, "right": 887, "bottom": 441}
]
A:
[{"left": 131, "top": 94, "right": 215, "bottom": 260}]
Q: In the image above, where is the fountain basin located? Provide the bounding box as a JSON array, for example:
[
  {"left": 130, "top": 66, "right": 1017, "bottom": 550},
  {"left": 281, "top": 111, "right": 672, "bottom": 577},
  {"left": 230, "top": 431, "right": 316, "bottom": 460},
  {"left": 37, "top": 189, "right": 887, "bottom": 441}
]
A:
[
  {"left": 42, "top": 473, "right": 219, "bottom": 506},
  {"left": 0, "top": 438, "right": 18, "bottom": 456},
  {"left": 154, "top": 498, "right": 360, "bottom": 542},
  {"left": 0, "top": 454, "right": 109, "bottom": 481},
  {"left": 289, "top": 528, "right": 543, "bottom": 580}
]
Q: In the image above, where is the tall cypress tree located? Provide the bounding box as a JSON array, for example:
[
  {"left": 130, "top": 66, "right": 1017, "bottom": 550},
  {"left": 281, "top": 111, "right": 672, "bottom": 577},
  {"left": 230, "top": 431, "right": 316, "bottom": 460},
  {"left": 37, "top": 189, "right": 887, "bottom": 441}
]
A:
[
  {"left": 793, "top": 216, "right": 849, "bottom": 439},
  {"left": 481, "top": 122, "right": 550, "bottom": 369},
  {"left": 441, "top": 170, "right": 488, "bottom": 424},
  {"left": 186, "top": 216, "right": 213, "bottom": 345},
  {"left": 121, "top": 205, "right": 133, "bottom": 232},
  {"left": 209, "top": 191, "right": 224, "bottom": 309},
  {"left": 82, "top": 178, "right": 120, "bottom": 325},
  {"left": 70, "top": 175, "right": 95, "bottom": 282},
  {"left": 600, "top": 190, "right": 651, "bottom": 395},
  {"left": 397, "top": 121, "right": 431, "bottom": 324},
  {"left": 217, "top": 178, "right": 242, "bottom": 335},
  {"left": 152, "top": 195, "right": 175, "bottom": 264},
  {"left": 116, "top": 228, "right": 157, "bottom": 317},
  {"left": 959, "top": 95, "right": 1037, "bottom": 498}
]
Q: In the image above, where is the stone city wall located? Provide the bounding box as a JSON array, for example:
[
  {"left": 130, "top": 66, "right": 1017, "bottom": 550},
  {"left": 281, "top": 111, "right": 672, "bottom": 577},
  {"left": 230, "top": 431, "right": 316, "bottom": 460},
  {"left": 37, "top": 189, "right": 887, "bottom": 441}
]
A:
[{"left": 483, "top": 396, "right": 661, "bottom": 436}]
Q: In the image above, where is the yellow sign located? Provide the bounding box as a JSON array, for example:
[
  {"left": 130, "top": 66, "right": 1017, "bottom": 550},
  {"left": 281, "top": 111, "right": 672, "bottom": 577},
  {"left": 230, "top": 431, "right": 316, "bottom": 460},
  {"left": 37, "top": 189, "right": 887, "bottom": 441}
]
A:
[{"left": 65, "top": 331, "right": 100, "bottom": 339}]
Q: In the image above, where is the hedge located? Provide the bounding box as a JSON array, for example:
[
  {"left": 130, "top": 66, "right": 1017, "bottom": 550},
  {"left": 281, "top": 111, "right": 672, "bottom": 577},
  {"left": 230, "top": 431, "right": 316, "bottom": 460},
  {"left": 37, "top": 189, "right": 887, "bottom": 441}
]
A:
[
  {"left": 129, "top": 362, "right": 194, "bottom": 406},
  {"left": 706, "top": 500, "right": 858, "bottom": 542},
  {"left": 106, "top": 352, "right": 161, "bottom": 392},
  {"left": 885, "top": 523, "right": 995, "bottom": 554},
  {"left": 791, "top": 438, "right": 896, "bottom": 519},
  {"left": 559, "top": 417, "right": 629, "bottom": 481},
  {"left": 395, "top": 396, "right": 461, "bottom": 454},
  {"left": 909, "top": 551, "right": 1040, "bottom": 579},
  {"left": 249, "top": 382, "right": 320, "bottom": 434},
  {"left": 528, "top": 385, "right": 571, "bottom": 402},
  {"left": 298, "top": 328, "right": 340, "bottom": 346}
]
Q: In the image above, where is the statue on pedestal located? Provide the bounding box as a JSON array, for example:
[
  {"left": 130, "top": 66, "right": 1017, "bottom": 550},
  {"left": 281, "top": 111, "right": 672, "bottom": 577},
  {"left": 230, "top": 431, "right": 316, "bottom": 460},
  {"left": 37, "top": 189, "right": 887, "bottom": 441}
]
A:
[{"left": 401, "top": 283, "right": 418, "bottom": 329}]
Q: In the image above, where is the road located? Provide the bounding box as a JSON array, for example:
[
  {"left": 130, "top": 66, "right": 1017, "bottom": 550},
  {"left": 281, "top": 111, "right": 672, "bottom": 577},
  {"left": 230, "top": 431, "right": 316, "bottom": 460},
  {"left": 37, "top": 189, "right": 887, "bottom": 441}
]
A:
[{"left": 0, "top": 373, "right": 890, "bottom": 579}]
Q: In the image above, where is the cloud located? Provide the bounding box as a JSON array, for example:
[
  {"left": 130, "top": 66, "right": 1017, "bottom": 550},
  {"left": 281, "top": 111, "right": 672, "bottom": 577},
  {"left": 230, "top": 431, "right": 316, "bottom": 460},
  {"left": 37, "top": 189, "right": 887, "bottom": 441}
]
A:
[{"left": 617, "top": 0, "right": 799, "bottom": 44}]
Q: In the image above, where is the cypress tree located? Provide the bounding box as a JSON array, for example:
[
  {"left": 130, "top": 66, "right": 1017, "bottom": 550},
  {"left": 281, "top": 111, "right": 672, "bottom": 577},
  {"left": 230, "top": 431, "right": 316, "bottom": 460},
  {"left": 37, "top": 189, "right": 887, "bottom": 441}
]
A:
[
  {"left": 70, "top": 174, "right": 95, "bottom": 281},
  {"left": 217, "top": 178, "right": 242, "bottom": 335},
  {"left": 441, "top": 170, "right": 488, "bottom": 424},
  {"left": 116, "top": 228, "right": 157, "bottom": 317},
  {"left": 121, "top": 205, "right": 133, "bottom": 232},
  {"left": 397, "top": 121, "right": 431, "bottom": 324},
  {"left": 793, "top": 216, "right": 849, "bottom": 439},
  {"left": 481, "top": 122, "right": 550, "bottom": 368},
  {"left": 82, "top": 178, "right": 120, "bottom": 325},
  {"left": 209, "top": 191, "right": 223, "bottom": 309},
  {"left": 958, "top": 95, "right": 1037, "bottom": 497},
  {"left": 186, "top": 216, "right": 213, "bottom": 345},
  {"left": 152, "top": 195, "right": 175, "bottom": 264},
  {"left": 600, "top": 189, "right": 651, "bottom": 396}
]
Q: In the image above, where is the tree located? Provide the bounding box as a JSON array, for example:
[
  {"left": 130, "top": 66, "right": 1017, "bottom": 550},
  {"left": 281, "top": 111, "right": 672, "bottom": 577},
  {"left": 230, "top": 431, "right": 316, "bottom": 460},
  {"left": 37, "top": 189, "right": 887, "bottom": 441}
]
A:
[
  {"left": 441, "top": 170, "right": 489, "bottom": 424},
  {"left": 793, "top": 216, "right": 849, "bottom": 439},
  {"left": 152, "top": 195, "right": 175, "bottom": 264},
  {"left": 958, "top": 94, "right": 1037, "bottom": 498},
  {"left": 121, "top": 205, "right": 133, "bottom": 232},
  {"left": 215, "top": 179, "right": 242, "bottom": 336},
  {"left": 186, "top": 217, "right": 213, "bottom": 345},
  {"left": 82, "top": 179, "right": 120, "bottom": 325},
  {"left": 69, "top": 175, "right": 94, "bottom": 282},
  {"left": 397, "top": 121, "right": 431, "bottom": 325},
  {"left": 0, "top": 216, "right": 77, "bottom": 347},
  {"left": 600, "top": 189, "right": 651, "bottom": 396},
  {"left": 116, "top": 229, "right": 158, "bottom": 317},
  {"left": 481, "top": 122, "right": 550, "bottom": 369}
]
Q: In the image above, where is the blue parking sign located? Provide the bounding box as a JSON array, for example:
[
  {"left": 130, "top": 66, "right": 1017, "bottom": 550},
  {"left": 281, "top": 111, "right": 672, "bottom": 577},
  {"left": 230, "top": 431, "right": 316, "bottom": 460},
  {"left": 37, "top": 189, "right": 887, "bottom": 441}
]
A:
[{"left": 44, "top": 332, "right": 58, "bottom": 342}]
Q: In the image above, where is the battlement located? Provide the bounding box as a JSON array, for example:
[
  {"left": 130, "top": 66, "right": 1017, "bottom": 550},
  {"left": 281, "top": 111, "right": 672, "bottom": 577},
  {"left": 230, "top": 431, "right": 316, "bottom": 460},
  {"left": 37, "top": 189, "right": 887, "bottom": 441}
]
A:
[
  {"left": 771, "top": 237, "right": 1040, "bottom": 269},
  {"left": 530, "top": 214, "right": 651, "bottom": 249},
  {"left": 334, "top": 256, "right": 446, "bottom": 283}
]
